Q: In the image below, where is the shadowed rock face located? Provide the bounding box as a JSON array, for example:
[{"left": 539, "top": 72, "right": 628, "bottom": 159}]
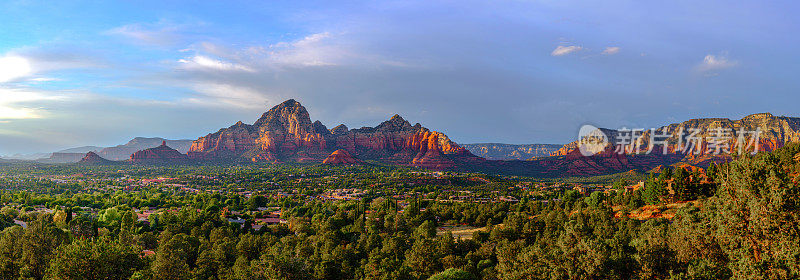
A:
[
  {"left": 78, "top": 151, "right": 114, "bottom": 165},
  {"left": 188, "top": 99, "right": 480, "bottom": 169},
  {"left": 98, "top": 137, "right": 192, "bottom": 160},
  {"left": 130, "top": 141, "right": 190, "bottom": 163}
]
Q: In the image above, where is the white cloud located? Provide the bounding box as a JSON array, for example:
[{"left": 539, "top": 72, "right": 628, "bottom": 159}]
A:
[
  {"left": 0, "top": 88, "right": 65, "bottom": 119},
  {"left": 107, "top": 21, "right": 199, "bottom": 47},
  {"left": 0, "top": 48, "right": 100, "bottom": 84},
  {"left": 29, "top": 77, "right": 62, "bottom": 82},
  {"left": 174, "top": 31, "right": 417, "bottom": 74},
  {"left": 551, "top": 45, "right": 583, "bottom": 56},
  {"left": 0, "top": 55, "right": 32, "bottom": 83},
  {"left": 178, "top": 55, "right": 255, "bottom": 72},
  {"left": 601, "top": 47, "right": 620, "bottom": 55},
  {"left": 696, "top": 54, "right": 738, "bottom": 72},
  {"left": 0, "top": 106, "right": 38, "bottom": 120},
  {"left": 184, "top": 83, "right": 269, "bottom": 109},
  {"left": 265, "top": 32, "right": 344, "bottom": 66}
]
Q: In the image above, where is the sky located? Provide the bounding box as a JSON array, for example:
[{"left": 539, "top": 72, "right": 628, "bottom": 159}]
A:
[{"left": 1, "top": 0, "right": 798, "bottom": 155}]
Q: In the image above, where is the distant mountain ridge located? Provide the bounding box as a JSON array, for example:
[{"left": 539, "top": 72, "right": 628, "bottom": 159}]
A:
[
  {"left": 2, "top": 153, "right": 50, "bottom": 161},
  {"left": 552, "top": 113, "right": 800, "bottom": 159},
  {"left": 56, "top": 146, "right": 104, "bottom": 154},
  {"left": 528, "top": 112, "right": 800, "bottom": 176},
  {"left": 461, "top": 143, "right": 563, "bottom": 160},
  {"left": 10, "top": 100, "right": 799, "bottom": 178},
  {"left": 98, "top": 137, "right": 192, "bottom": 160},
  {"left": 45, "top": 137, "right": 193, "bottom": 162},
  {"left": 37, "top": 153, "right": 86, "bottom": 164}
]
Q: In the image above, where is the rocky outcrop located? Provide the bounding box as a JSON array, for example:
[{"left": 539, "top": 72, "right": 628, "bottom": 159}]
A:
[
  {"left": 78, "top": 152, "right": 115, "bottom": 165},
  {"left": 538, "top": 113, "right": 800, "bottom": 176},
  {"left": 462, "top": 143, "right": 564, "bottom": 160},
  {"left": 552, "top": 113, "right": 800, "bottom": 159},
  {"left": 130, "top": 141, "right": 190, "bottom": 163},
  {"left": 99, "top": 137, "right": 192, "bottom": 160},
  {"left": 329, "top": 115, "right": 476, "bottom": 169},
  {"left": 330, "top": 124, "right": 349, "bottom": 135},
  {"left": 186, "top": 101, "right": 800, "bottom": 176},
  {"left": 189, "top": 100, "right": 330, "bottom": 162},
  {"left": 454, "top": 113, "right": 800, "bottom": 177},
  {"left": 323, "top": 149, "right": 363, "bottom": 165},
  {"left": 53, "top": 138, "right": 193, "bottom": 161},
  {"left": 189, "top": 121, "right": 260, "bottom": 160},
  {"left": 188, "top": 99, "right": 480, "bottom": 169}
]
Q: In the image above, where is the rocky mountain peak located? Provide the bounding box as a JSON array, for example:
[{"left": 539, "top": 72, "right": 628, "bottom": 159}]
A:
[
  {"left": 377, "top": 114, "right": 413, "bottom": 131},
  {"left": 331, "top": 124, "right": 349, "bottom": 135},
  {"left": 741, "top": 112, "right": 776, "bottom": 122},
  {"left": 253, "top": 99, "right": 313, "bottom": 134},
  {"left": 83, "top": 151, "right": 100, "bottom": 159},
  {"left": 188, "top": 98, "right": 479, "bottom": 168},
  {"left": 312, "top": 120, "right": 330, "bottom": 135},
  {"left": 79, "top": 151, "right": 112, "bottom": 164}
]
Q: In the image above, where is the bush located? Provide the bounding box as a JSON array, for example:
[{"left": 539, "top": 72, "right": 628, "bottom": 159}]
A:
[{"left": 428, "top": 268, "right": 476, "bottom": 280}]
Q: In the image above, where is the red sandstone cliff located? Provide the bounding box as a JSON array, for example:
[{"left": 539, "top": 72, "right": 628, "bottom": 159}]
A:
[
  {"left": 535, "top": 113, "right": 800, "bottom": 176},
  {"left": 188, "top": 99, "right": 480, "bottom": 169},
  {"left": 185, "top": 101, "right": 800, "bottom": 176},
  {"left": 552, "top": 113, "right": 800, "bottom": 158}
]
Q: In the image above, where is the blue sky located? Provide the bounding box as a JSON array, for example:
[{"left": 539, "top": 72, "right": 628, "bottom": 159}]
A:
[{"left": 1, "top": 0, "right": 798, "bottom": 154}]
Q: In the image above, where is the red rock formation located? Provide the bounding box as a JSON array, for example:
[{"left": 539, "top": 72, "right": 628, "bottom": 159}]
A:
[
  {"left": 187, "top": 100, "right": 800, "bottom": 176},
  {"left": 130, "top": 141, "right": 190, "bottom": 163},
  {"left": 189, "top": 100, "right": 330, "bottom": 162},
  {"left": 550, "top": 113, "right": 800, "bottom": 168},
  {"left": 323, "top": 149, "right": 362, "bottom": 165},
  {"left": 329, "top": 115, "right": 476, "bottom": 169},
  {"left": 98, "top": 137, "right": 193, "bottom": 160},
  {"left": 78, "top": 151, "right": 114, "bottom": 165},
  {"left": 188, "top": 100, "right": 479, "bottom": 169}
]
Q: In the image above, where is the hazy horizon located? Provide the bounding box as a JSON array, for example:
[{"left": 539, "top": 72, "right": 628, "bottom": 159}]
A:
[{"left": 2, "top": 100, "right": 790, "bottom": 157}]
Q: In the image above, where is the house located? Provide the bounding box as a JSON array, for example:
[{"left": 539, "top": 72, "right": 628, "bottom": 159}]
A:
[{"left": 255, "top": 217, "right": 286, "bottom": 225}]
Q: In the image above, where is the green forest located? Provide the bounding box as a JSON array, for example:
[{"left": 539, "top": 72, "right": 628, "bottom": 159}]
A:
[{"left": 0, "top": 144, "right": 798, "bottom": 280}]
